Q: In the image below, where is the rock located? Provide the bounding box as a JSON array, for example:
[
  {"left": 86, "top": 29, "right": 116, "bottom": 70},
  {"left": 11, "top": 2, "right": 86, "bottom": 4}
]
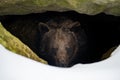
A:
[{"left": 0, "top": 0, "right": 120, "bottom": 16}]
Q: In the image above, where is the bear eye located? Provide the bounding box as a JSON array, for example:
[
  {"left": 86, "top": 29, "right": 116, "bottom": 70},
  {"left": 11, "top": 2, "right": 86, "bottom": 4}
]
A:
[
  {"left": 50, "top": 48, "right": 58, "bottom": 55},
  {"left": 66, "top": 47, "right": 73, "bottom": 55}
]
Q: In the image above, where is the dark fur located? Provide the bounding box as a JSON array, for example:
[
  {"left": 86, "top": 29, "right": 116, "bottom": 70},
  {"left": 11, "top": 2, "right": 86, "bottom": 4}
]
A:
[
  {"left": 1, "top": 12, "right": 119, "bottom": 67},
  {"left": 38, "top": 17, "right": 87, "bottom": 67},
  {"left": 2, "top": 16, "right": 88, "bottom": 67}
]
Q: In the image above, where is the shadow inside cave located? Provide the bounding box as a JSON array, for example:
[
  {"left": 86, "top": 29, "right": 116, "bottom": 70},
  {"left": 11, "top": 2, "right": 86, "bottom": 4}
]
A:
[{"left": 0, "top": 11, "right": 120, "bottom": 67}]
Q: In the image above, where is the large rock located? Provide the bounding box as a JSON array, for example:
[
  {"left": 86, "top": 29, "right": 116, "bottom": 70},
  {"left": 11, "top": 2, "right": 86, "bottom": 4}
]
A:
[{"left": 0, "top": 0, "right": 120, "bottom": 16}]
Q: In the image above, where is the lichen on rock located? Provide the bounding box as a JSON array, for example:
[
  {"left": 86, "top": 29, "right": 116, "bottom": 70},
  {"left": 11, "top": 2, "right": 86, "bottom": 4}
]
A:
[
  {"left": 0, "top": 22, "right": 47, "bottom": 64},
  {"left": 0, "top": 0, "right": 120, "bottom": 16}
]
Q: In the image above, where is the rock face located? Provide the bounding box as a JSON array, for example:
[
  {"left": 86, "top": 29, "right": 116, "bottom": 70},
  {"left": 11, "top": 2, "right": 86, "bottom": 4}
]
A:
[{"left": 0, "top": 0, "right": 120, "bottom": 16}]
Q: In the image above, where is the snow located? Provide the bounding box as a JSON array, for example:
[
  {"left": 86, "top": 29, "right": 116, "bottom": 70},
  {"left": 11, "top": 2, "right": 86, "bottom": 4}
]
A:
[{"left": 0, "top": 44, "right": 120, "bottom": 80}]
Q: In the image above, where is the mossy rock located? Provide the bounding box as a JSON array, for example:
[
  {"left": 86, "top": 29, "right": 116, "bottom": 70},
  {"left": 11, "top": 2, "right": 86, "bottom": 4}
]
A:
[{"left": 0, "top": 0, "right": 120, "bottom": 16}]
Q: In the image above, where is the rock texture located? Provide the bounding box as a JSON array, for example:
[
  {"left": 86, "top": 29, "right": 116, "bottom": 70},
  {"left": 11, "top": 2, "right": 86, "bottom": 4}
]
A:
[{"left": 0, "top": 0, "right": 120, "bottom": 16}]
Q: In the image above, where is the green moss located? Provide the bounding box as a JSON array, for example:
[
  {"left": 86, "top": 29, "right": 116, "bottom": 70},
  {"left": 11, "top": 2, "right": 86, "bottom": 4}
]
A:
[
  {"left": 105, "top": 7, "right": 120, "bottom": 16},
  {"left": 34, "top": 0, "right": 54, "bottom": 7},
  {"left": 0, "top": 0, "right": 120, "bottom": 16},
  {"left": 0, "top": 22, "right": 47, "bottom": 64}
]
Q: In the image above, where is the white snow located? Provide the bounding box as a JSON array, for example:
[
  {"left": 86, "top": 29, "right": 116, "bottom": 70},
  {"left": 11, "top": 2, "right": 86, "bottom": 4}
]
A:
[{"left": 0, "top": 44, "right": 120, "bottom": 80}]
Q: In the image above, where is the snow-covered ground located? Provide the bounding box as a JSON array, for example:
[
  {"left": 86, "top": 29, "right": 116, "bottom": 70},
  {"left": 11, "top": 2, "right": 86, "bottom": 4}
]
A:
[{"left": 0, "top": 44, "right": 120, "bottom": 80}]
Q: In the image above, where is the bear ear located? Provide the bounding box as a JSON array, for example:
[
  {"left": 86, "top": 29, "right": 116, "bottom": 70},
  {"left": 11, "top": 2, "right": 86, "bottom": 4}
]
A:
[
  {"left": 38, "top": 22, "right": 49, "bottom": 32},
  {"left": 69, "top": 21, "right": 80, "bottom": 28},
  {"left": 69, "top": 22, "right": 81, "bottom": 32}
]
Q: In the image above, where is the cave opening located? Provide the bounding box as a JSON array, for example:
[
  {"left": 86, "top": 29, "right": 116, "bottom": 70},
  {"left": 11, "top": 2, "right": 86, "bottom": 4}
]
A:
[{"left": 0, "top": 11, "right": 120, "bottom": 67}]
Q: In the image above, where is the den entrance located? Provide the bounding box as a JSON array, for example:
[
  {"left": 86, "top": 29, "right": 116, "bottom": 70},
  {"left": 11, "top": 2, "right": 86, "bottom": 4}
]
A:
[{"left": 0, "top": 11, "right": 120, "bottom": 67}]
